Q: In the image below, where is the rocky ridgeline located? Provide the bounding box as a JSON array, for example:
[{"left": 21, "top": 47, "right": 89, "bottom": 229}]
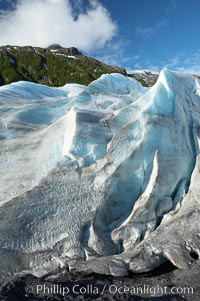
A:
[
  {"left": 127, "top": 71, "right": 159, "bottom": 87},
  {"left": 47, "top": 44, "right": 83, "bottom": 56}
]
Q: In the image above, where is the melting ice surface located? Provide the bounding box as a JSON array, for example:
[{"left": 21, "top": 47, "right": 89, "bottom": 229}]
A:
[{"left": 1, "top": 70, "right": 200, "bottom": 278}]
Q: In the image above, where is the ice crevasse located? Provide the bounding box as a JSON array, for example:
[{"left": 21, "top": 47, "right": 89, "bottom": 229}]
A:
[{"left": 0, "top": 69, "right": 200, "bottom": 278}]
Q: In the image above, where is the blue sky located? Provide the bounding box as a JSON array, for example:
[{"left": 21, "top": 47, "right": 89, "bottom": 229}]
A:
[
  {"left": 94, "top": 0, "right": 200, "bottom": 72},
  {"left": 0, "top": 0, "right": 200, "bottom": 73}
]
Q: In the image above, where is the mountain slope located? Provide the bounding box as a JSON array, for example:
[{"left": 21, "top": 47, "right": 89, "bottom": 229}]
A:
[{"left": 0, "top": 45, "right": 126, "bottom": 86}]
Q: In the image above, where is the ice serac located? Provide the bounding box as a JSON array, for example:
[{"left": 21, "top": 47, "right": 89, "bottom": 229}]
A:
[
  {"left": 0, "top": 70, "right": 200, "bottom": 278},
  {"left": 0, "top": 81, "right": 84, "bottom": 205}
]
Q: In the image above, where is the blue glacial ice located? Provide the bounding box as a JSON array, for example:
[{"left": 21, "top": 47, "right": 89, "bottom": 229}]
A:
[{"left": 0, "top": 69, "right": 200, "bottom": 278}]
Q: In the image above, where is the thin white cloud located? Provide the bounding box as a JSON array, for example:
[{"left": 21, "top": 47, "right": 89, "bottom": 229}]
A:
[
  {"left": 0, "top": 0, "right": 117, "bottom": 51},
  {"left": 177, "top": 66, "right": 200, "bottom": 74},
  {"left": 141, "top": 53, "right": 200, "bottom": 74},
  {"left": 92, "top": 38, "right": 139, "bottom": 69},
  {"left": 136, "top": 19, "right": 169, "bottom": 39},
  {"left": 166, "top": 0, "right": 179, "bottom": 13},
  {"left": 165, "top": 56, "right": 180, "bottom": 68},
  {"left": 176, "top": 53, "right": 200, "bottom": 74},
  {"left": 136, "top": 27, "right": 153, "bottom": 39}
]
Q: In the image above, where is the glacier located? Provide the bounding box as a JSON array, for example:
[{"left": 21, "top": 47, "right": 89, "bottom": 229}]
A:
[{"left": 0, "top": 69, "right": 200, "bottom": 278}]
